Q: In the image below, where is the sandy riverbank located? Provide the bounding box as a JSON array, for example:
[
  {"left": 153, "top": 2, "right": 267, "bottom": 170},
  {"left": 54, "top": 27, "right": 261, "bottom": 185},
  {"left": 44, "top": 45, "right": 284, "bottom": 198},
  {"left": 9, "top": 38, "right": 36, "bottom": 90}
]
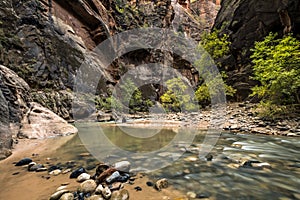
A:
[{"left": 0, "top": 134, "right": 189, "bottom": 200}]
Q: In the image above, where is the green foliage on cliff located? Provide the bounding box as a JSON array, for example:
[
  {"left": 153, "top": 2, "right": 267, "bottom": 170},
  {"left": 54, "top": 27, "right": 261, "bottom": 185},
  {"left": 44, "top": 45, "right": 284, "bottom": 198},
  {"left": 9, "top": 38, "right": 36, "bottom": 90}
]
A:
[
  {"left": 160, "top": 78, "right": 197, "bottom": 112},
  {"left": 250, "top": 33, "right": 300, "bottom": 105},
  {"left": 200, "top": 29, "right": 231, "bottom": 61},
  {"left": 194, "top": 30, "right": 236, "bottom": 105}
]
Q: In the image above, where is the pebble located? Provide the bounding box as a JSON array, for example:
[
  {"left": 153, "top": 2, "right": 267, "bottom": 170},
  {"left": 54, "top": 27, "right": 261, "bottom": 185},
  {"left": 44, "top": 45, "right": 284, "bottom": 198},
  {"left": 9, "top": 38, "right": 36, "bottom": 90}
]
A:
[
  {"left": 12, "top": 172, "right": 20, "bottom": 175},
  {"left": 15, "top": 158, "right": 32, "bottom": 166},
  {"left": 184, "top": 156, "right": 198, "bottom": 162},
  {"left": 29, "top": 163, "right": 45, "bottom": 172},
  {"left": 110, "top": 189, "right": 129, "bottom": 200},
  {"left": 187, "top": 191, "right": 196, "bottom": 198},
  {"left": 134, "top": 186, "right": 142, "bottom": 191},
  {"left": 102, "top": 186, "right": 112, "bottom": 199},
  {"left": 106, "top": 171, "right": 121, "bottom": 183},
  {"left": 86, "top": 195, "right": 104, "bottom": 200},
  {"left": 95, "top": 184, "right": 104, "bottom": 194},
  {"left": 62, "top": 169, "right": 72, "bottom": 174},
  {"left": 109, "top": 182, "right": 123, "bottom": 190},
  {"left": 113, "top": 161, "right": 131, "bottom": 172},
  {"left": 36, "top": 167, "right": 48, "bottom": 172},
  {"left": 59, "top": 192, "right": 74, "bottom": 200},
  {"left": 70, "top": 167, "right": 86, "bottom": 179},
  {"left": 77, "top": 173, "right": 91, "bottom": 182},
  {"left": 79, "top": 180, "right": 97, "bottom": 193},
  {"left": 50, "top": 169, "right": 62, "bottom": 176},
  {"left": 155, "top": 178, "right": 168, "bottom": 191},
  {"left": 50, "top": 189, "right": 69, "bottom": 200},
  {"left": 146, "top": 181, "right": 154, "bottom": 186},
  {"left": 56, "top": 186, "right": 67, "bottom": 191}
]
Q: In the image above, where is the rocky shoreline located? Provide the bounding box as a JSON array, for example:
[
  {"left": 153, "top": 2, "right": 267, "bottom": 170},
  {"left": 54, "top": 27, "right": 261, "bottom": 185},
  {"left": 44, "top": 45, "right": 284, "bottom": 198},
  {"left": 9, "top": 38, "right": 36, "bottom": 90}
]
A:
[{"left": 98, "top": 102, "right": 300, "bottom": 137}]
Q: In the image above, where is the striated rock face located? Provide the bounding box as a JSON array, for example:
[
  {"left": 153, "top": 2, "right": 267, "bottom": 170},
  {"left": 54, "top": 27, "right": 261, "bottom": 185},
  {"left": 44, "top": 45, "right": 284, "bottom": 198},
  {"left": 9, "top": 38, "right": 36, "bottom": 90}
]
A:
[
  {"left": 0, "top": 65, "right": 31, "bottom": 159},
  {"left": 0, "top": 65, "right": 77, "bottom": 158},
  {"left": 214, "top": 0, "right": 300, "bottom": 100}
]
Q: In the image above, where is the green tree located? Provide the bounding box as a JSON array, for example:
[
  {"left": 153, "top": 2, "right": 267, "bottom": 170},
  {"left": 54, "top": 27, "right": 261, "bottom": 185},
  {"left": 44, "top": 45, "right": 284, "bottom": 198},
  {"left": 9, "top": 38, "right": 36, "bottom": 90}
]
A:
[
  {"left": 250, "top": 33, "right": 300, "bottom": 105},
  {"left": 160, "top": 78, "right": 197, "bottom": 112},
  {"left": 194, "top": 30, "right": 235, "bottom": 105}
]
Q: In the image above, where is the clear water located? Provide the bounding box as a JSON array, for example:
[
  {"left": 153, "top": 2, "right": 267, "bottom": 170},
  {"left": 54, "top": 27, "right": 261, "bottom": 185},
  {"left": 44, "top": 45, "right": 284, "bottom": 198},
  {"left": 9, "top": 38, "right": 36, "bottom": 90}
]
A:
[{"left": 54, "top": 123, "right": 300, "bottom": 199}]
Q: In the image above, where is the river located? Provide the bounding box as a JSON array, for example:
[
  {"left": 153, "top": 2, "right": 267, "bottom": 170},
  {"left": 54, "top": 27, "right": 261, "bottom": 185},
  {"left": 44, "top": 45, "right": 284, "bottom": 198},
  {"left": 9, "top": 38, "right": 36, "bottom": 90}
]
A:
[{"left": 56, "top": 123, "right": 300, "bottom": 199}]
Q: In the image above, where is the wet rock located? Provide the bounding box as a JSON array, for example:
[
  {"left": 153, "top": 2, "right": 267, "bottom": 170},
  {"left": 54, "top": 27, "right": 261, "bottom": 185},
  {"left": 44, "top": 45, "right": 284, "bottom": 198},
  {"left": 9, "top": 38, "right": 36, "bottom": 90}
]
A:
[
  {"left": 196, "top": 192, "right": 211, "bottom": 198},
  {"left": 106, "top": 171, "right": 121, "bottom": 183},
  {"left": 59, "top": 192, "right": 74, "bottom": 200},
  {"left": 79, "top": 180, "right": 97, "bottom": 193},
  {"left": 48, "top": 165, "right": 61, "bottom": 172},
  {"left": 77, "top": 173, "right": 91, "bottom": 182},
  {"left": 50, "top": 190, "right": 69, "bottom": 200},
  {"left": 251, "top": 162, "right": 271, "bottom": 169},
  {"left": 146, "top": 181, "right": 154, "bottom": 187},
  {"left": 50, "top": 169, "right": 62, "bottom": 176},
  {"left": 113, "top": 161, "right": 131, "bottom": 172},
  {"left": 28, "top": 163, "right": 45, "bottom": 172},
  {"left": 134, "top": 186, "right": 142, "bottom": 191},
  {"left": 155, "top": 178, "right": 168, "bottom": 191},
  {"left": 15, "top": 158, "right": 32, "bottom": 166},
  {"left": 94, "top": 164, "right": 110, "bottom": 177},
  {"left": 111, "top": 189, "right": 129, "bottom": 200},
  {"left": 70, "top": 167, "right": 86, "bottom": 179},
  {"left": 97, "top": 168, "right": 116, "bottom": 183},
  {"left": 116, "top": 173, "right": 130, "bottom": 183}
]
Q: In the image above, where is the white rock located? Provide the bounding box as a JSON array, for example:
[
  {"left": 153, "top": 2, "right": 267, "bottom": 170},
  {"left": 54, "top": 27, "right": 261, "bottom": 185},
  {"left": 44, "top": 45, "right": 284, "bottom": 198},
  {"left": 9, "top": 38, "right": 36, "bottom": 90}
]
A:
[
  {"left": 50, "top": 190, "right": 68, "bottom": 200},
  {"left": 102, "top": 186, "right": 112, "bottom": 199},
  {"left": 113, "top": 161, "right": 131, "bottom": 172},
  {"left": 56, "top": 185, "right": 67, "bottom": 191},
  {"left": 95, "top": 184, "right": 104, "bottom": 194},
  {"left": 77, "top": 173, "right": 91, "bottom": 182},
  {"left": 50, "top": 169, "right": 62, "bottom": 176},
  {"left": 79, "top": 180, "right": 97, "bottom": 193},
  {"left": 59, "top": 192, "right": 74, "bottom": 200},
  {"left": 155, "top": 178, "right": 168, "bottom": 191}
]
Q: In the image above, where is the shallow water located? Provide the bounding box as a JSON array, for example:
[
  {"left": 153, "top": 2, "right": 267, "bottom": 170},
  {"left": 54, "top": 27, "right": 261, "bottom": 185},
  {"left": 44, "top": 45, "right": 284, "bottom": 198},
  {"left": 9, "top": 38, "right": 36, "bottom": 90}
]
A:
[{"left": 51, "top": 123, "right": 300, "bottom": 199}]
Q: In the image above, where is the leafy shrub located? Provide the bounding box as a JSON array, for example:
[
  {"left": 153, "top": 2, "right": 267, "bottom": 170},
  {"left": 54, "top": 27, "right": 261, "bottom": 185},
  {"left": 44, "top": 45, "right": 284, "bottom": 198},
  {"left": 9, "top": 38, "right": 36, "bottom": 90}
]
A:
[
  {"left": 194, "top": 30, "right": 235, "bottom": 105},
  {"left": 160, "top": 78, "right": 197, "bottom": 112},
  {"left": 250, "top": 33, "right": 300, "bottom": 105}
]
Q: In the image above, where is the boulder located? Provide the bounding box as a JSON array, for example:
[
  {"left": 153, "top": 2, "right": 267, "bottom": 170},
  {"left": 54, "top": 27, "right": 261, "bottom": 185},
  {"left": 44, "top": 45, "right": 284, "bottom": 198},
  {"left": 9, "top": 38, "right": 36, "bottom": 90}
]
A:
[{"left": 18, "top": 102, "right": 77, "bottom": 139}]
